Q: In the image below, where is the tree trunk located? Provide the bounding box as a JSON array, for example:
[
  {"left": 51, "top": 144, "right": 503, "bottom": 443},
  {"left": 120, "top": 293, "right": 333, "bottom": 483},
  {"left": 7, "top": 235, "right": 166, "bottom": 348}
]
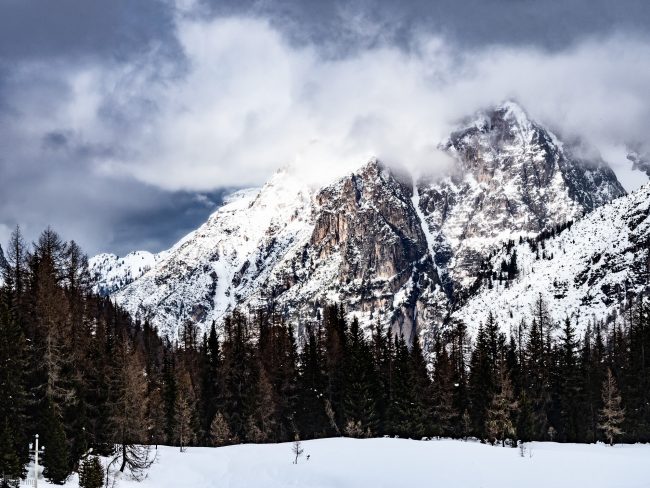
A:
[{"left": 120, "top": 443, "right": 127, "bottom": 472}]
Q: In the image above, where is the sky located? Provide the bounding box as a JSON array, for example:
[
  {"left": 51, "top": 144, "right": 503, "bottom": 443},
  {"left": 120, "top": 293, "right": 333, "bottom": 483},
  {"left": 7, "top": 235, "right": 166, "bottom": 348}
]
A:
[{"left": 1, "top": 0, "right": 650, "bottom": 256}]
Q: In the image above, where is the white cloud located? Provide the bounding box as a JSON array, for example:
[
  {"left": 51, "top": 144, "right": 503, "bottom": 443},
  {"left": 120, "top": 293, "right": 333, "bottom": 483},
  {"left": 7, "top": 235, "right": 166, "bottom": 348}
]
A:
[{"left": 9, "top": 17, "right": 650, "bottom": 191}]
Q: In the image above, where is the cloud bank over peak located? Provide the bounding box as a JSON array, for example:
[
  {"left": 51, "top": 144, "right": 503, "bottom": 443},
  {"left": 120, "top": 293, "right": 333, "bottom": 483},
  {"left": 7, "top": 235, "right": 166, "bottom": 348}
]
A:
[
  {"left": 14, "top": 17, "right": 650, "bottom": 191},
  {"left": 1, "top": 3, "right": 650, "bottom": 253}
]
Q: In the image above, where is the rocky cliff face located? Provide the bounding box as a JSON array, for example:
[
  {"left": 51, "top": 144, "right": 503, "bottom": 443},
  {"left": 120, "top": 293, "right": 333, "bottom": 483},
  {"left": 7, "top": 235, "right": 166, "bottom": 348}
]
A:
[{"left": 89, "top": 102, "right": 629, "bottom": 341}]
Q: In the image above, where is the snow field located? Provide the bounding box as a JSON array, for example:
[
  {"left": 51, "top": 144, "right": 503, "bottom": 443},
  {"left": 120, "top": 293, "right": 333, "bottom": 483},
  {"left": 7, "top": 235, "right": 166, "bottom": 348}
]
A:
[{"left": 47, "top": 437, "right": 650, "bottom": 488}]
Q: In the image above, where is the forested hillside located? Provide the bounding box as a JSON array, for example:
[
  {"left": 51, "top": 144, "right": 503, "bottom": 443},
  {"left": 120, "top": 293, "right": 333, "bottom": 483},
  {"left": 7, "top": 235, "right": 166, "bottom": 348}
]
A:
[{"left": 1, "top": 226, "right": 649, "bottom": 485}]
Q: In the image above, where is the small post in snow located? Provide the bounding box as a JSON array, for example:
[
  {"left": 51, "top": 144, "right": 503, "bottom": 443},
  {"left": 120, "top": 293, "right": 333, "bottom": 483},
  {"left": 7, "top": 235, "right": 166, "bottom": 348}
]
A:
[{"left": 29, "top": 434, "right": 45, "bottom": 488}]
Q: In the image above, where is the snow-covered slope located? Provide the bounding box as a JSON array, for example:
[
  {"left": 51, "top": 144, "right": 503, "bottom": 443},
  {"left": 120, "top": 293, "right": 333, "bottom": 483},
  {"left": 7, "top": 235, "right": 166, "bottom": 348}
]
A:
[
  {"left": 110, "top": 174, "right": 315, "bottom": 337},
  {"left": 89, "top": 251, "right": 160, "bottom": 296},
  {"left": 44, "top": 438, "right": 650, "bottom": 488},
  {"left": 91, "top": 101, "right": 630, "bottom": 340},
  {"left": 455, "top": 183, "right": 650, "bottom": 333}
]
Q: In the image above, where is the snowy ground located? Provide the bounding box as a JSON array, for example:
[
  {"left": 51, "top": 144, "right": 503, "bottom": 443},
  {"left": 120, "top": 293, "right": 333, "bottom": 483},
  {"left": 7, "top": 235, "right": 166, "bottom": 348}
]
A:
[{"left": 40, "top": 437, "right": 650, "bottom": 488}]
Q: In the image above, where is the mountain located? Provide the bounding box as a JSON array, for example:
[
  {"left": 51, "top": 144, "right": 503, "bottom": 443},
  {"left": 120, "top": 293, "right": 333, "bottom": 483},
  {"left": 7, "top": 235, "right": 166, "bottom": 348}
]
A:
[
  {"left": 415, "top": 101, "right": 624, "bottom": 290},
  {"left": 454, "top": 182, "right": 650, "bottom": 334},
  {"left": 89, "top": 101, "right": 628, "bottom": 340},
  {"left": 89, "top": 250, "right": 159, "bottom": 296}
]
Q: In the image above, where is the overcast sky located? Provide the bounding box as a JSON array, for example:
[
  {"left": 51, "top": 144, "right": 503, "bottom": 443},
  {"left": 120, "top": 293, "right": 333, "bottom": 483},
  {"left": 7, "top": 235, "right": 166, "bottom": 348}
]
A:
[{"left": 1, "top": 0, "right": 650, "bottom": 256}]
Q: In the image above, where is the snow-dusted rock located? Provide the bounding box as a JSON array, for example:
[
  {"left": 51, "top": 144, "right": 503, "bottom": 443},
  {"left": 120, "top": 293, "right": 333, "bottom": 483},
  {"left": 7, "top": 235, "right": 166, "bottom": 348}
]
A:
[{"left": 454, "top": 182, "right": 650, "bottom": 334}]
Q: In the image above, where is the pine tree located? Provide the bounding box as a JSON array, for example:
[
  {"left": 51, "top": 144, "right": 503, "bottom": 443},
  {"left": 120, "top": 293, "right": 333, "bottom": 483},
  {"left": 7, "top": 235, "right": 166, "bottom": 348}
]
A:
[
  {"left": 557, "top": 317, "right": 582, "bottom": 442},
  {"left": 407, "top": 334, "right": 433, "bottom": 438},
  {"left": 385, "top": 334, "right": 406, "bottom": 436},
  {"left": 623, "top": 299, "right": 650, "bottom": 441},
  {"left": 432, "top": 341, "right": 456, "bottom": 437},
  {"left": 41, "top": 401, "right": 70, "bottom": 484},
  {"left": 342, "top": 317, "right": 378, "bottom": 436},
  {"left": 296, "top": 325, "right": 329, "bottom": 439},
  {"left": 0, "top": 421, "right": 22, "bottom": 484},
  {"left": 0, "top": 289, "right": 28, "bottom": 474},
  {"left": 220, "top": 312, "right": 258, "bottom": 442},
  {"left": 485, "top": 367, "right": 518, "bottom": 447},
  {"left": 323, "top": 305, "right": 347, "bottom": 431},
  {"left": 468, "top": 320, "right": 496, "bottom": 438},
  {"left": 108, "top": 340, "right": 152, "bottom": 477},
  {"left": 78, "top": 456, "right": 104, "bottom": 488},
  {"left": 175, "top": 366, "right": 196, "bottom": 451},
  {"left": 209, "top": 412, "right": 234, "bottom": 447},
  {"left": 598, "top": 368, "right": 625, "bottom": 446},
  {"left": 257, "top": 313, "right": 298, "bottom": 442}
]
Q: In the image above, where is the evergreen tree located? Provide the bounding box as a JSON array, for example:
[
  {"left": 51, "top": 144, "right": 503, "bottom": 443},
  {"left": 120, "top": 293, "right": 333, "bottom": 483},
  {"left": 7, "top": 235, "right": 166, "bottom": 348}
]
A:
[
  {"left": 386, "top": 335, "right": 413, "bottom": 437},
  {"left": 342, "top": 317, "right": 378, "bottom": 436},
  {"left": 407, "top": 334, "right": 433, "bottom": 438},
  {"left": 468, "top": 319, "right": 497, "bottom": 438},
  {"left": 432, "top": 341, "right": 456, "bottom": 437},
  {"left": 557, "top": 317, "right": 582, "bottom": 442},
  {"left": 41, "top": 401, "right": 69, "bottom": 484},
  {"left": 209, "top": 412, "right": 234, "bottom": 447},
  {"left": 296, "top": 325, "right": 329, "bottom": 438},
  {"left": 0, "top": 421, "right": 22, "bottom": 484},
  {"left": 323, "top": 304, "right": 347, "bottom": 431},
  {"left": 78, "top": 456, "right": 103, "bottom": 488},
  {"left": 485, "top": 367, "right": 518, "bottom": 447}
]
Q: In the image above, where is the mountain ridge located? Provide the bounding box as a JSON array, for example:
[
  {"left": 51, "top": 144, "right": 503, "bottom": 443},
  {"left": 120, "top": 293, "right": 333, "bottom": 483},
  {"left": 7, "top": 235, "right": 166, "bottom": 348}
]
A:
[{"left": 89, "top": 101, "right": 632, "bottom": 341}]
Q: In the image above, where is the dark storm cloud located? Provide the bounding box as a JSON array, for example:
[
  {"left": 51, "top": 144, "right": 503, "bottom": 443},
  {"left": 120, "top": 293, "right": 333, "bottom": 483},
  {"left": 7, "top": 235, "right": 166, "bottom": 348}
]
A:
[
  {"left": 1, "top": 0, "right": 650, "bottom": 255},
  {"left": 199, "top": 0, "right": 650, "bottom": 51},
  {"left": 0, "top": 0, "right": 180, "bottom": 61}
]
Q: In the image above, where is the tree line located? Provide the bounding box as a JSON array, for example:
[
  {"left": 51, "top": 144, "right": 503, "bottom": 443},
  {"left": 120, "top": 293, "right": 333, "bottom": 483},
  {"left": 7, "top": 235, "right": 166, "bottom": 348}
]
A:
[{"left": 0, "top": 226, "right": 648, "bottom": 485}]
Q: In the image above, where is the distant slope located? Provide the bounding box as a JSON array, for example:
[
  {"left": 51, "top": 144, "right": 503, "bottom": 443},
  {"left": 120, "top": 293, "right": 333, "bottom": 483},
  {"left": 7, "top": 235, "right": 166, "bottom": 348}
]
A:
[
  {"left": 89, "top": 251, "right": 160, "bottom": 296},
  {"left": 455, "top": 183, "right": 650, "bottom": 333}
]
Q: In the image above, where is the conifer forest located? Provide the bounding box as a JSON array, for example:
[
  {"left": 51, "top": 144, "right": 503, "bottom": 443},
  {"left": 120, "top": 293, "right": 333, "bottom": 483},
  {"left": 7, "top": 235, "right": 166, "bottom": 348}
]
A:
[{"left": 0, "top": 227, "right": 648, "bottom": 484}]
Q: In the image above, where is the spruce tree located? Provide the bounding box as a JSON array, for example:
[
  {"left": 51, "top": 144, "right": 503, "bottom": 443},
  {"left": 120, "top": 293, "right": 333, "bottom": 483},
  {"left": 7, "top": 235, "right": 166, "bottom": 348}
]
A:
[
  {"left": 557, "top": 317, "right": 582, "bottom": 442},
  {"left": 296, "top": 325, "right": 329, "bottom": 439},
  {"left": 432, "top": 341, "right": 456, "bottom": 437},
  {"left": 468, "top": 321, "right": 496, "bottom": 438},
  {"left": 0, "top": 421, "right": 22, "bottom": 484},
  {"left": 342, "top": 317, "right": 378, "bottom": 436},
  {"left": 41, "top": 401, "right": 70, "bottom": 484},
  {"left": 78, "top": 456, "right": 104, "bottom": 488},
  {"left": 407, "top": 334, "right": 433, "bottom": 439},
  {"left": 485, "top": 367, "right": 518, "bottom": 447}
]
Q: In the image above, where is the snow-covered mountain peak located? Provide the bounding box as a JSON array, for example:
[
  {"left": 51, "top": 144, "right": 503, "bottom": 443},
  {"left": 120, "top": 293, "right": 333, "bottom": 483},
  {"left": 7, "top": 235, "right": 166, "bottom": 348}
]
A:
[
  {"left": 91, "top": 102, "right": 633, "bottom": 341},
  {"left": 89, "top": 250, "right": 159, "bottom": 296}
]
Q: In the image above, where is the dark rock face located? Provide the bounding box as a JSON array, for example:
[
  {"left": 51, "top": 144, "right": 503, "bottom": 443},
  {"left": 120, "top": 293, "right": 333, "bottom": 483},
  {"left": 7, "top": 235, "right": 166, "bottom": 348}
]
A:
[
  {"left": 312, "top": 161, "right": 424, "bottom": 285},
  {"left": 302, "top": 160, "right": 444, "bottom": 342}
]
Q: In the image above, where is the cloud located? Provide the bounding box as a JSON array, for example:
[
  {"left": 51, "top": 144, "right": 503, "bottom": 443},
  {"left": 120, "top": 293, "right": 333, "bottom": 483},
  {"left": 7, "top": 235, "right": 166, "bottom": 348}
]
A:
[
  {"left": 51, "top": 18, "right": 650, "bottom": 189},
  {"left": 2, "top": 11, "right": 650, "bottom": 253}
]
